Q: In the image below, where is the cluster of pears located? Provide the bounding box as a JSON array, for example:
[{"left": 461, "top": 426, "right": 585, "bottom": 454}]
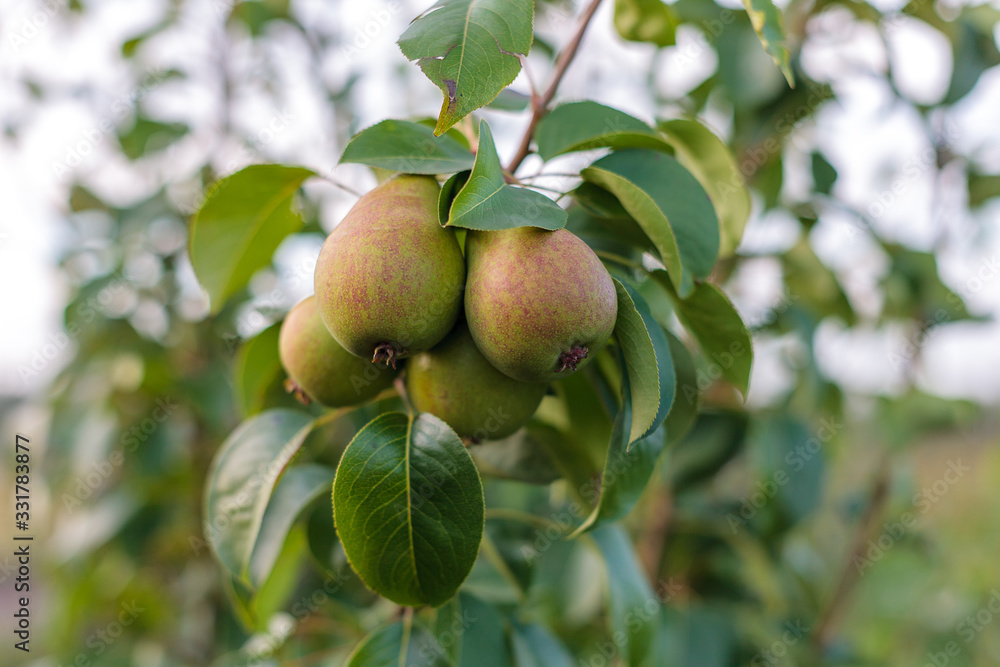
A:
[{"left": 279, "top": 174, "right": 618, "bottom": 441}]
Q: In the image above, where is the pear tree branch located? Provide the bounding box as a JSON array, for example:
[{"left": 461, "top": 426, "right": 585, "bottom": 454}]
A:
[{"left": 506, "top": 0, "right": 604, "bottom": 174}]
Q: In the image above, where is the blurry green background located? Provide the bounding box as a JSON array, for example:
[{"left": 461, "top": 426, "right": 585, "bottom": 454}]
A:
[{"left": 1, "top": 0, "right": 1000, "bottom": 665}]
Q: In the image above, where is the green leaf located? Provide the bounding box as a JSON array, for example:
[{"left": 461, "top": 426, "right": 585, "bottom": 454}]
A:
[
  {"left": 398, "top": 0, "right": 534, "bottom": 135},
  {"left": 667, "top": 412, "right": 748, "bottom": 493},
  {"left": 658, "top": 119, "right": 751, "bottom": 257},
  {"left": 189, "top": 165, "right": 314, "bottom": 312},
  {"left": 747, "top": 416, "right": 824, "bottom": 527},
  {"left": 434, "top": 593, "right": 510, "bottom": 667},
  {"left": 967, "top": 172, "right": 1000, "bottom": 208},
  {"left": 612, "top": 278, "right": 675, "bottom": 446},
  {"left": 655, "top": 272, "right": 752, "bottom": 398},
  {"left": 439, "top": 170, "right": 471, "bottom": 225},
  {"left": 510, "top": 621, "right": 575, "bottom": 667},
  {"left": 614, "top": 0, "right": 676, "bottom": 47},
  {"left": 470, "top": 423, "right": 562, "bottom": 485},
  {"left": 535, "top": 102, "right": 672, "bottom": 161},
  {"left": 663, "top": 330, "right": 699, "bottom": 446},
  {"left": 340, "top": 120, "right": 475, "bottom": 175},
  {"left": 742, "top": 0, "right": 794, "bottom": 86},
  {"left": 810, "top": 151, "right": 837, "bottom": 195},
  {"left": 446, "top": 120, "right": 567, "bottom": 231},
  {"left": 487, "top": 88, "right": 530, "bottom": 111},
  {"left": 346, "top": 621, "right": 453, "bottom": 667},
  {"left": 332, "top": 412, "right": 485, "bottom": 607},
  {"left": 571, "top": 356, "right": 669, "bottom": 535},
  {"left": 233, "top": 323, "right": 286, "bottom": 417},
  {"left": 247, "top": 464, "right": 334, "bottom": 588},
  {"left": 203, "top": 409, "right": 314, "bottom": 584},
  {"left": 583, "top": 150, "right": 719, "bottom": 297},
  {"left": 117, "top": 117, "right": 189, "bottom": 159},
  {"left": 590, "top": 525, "right": 659, "bottom": 666}
]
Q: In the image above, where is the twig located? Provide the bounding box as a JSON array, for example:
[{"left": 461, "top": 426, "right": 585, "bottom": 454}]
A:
[
  {"left": 811, "top": 454, "right": 891, "bottom": 652},
  {"left": 506, "top": 0, "right": 605, "bottom": 174}
]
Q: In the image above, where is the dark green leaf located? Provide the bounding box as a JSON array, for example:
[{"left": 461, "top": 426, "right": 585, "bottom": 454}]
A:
[
  {"left": 658, "top": 119, "right": 751, "bottom": 257},
  {"left": 654, "top": 272, "right": 752, "bottom": 397},
  {"left": 612, "top": 278, "right": 675, "bottom": 445},
  {"left": 247, "top": 463, "right": 334, "bottom": 587},
  {"left": 333, "top": 412, "right": 485, "bottom": 607},
  {"left": 398, "top": 0, "right": 534, "bottom": 135},
  {"left": 811, "top": 151, "right": 837, "bottom": 195},
  {"left": 203, "top": 409, "right": 314, "bottom": 583},
  {"left": 583, "top": 151, "right": 719, "bottom": 296},
  {"left": 340, "top": 120, "right": 475, "bottom": 175},
  {"left": 189, "top": 165, "right": 315, "bottom": 312},
  {"left": 446, "top": 120, "right": 567, "bottom": 231},
  {"left": 742, "top": 0, "right": 794, "bottom": 86},
  {"left": 614, "top": 0, "right": 677, "bottom": 47},
  {"left": 590, "top": 525, "right": 660, "bottom": 666},
  {"left": 536, "top": 102, "right": 672, "bottom": 161},
  {"left": 439, "top": 170, "right": 471, "bottom": 225},
  {"left": 346, "top": 621, "right": 452, "bottom": 666}
]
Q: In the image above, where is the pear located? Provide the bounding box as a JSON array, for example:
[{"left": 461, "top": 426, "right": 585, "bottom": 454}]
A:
[
  {"left": 314, "top": 175, "right": 465, "bottom": 367},
  {"left": 279, "top": 296, "right": 396, "bottom": 407},
  {"left": 406, "top": 323, "right": 547, "bottom": 441},
  {"left": 465, "top": 227, "right": 617, "bottom": 383}
]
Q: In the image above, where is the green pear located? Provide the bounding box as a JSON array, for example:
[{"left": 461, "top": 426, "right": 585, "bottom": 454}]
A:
[
  {"left": 406, "top": 323, "right": 547, "bottom": 441},
  {"left": 279, "top": 296, "right": 396, "bottom": 407},
  {"left": 314, "top": 175, "right": 465, "bottom": 367},
  {"left": 465, "top": 227, "right": 617, "bottom": 383}
]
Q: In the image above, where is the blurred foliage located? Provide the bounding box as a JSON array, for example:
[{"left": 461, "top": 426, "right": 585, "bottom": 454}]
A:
[{"left": 2, "top": 0, "right": 999, "bottom": 665}]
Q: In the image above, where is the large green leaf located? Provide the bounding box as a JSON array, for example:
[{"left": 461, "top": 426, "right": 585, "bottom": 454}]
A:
[
  {"left": 590, "top": 525, "right": 660, "bottom": 666},
  {"left": 189, "top": 165, "right": 314, "bottom": 312},
  {"left": 333, "top": 412, "right": 485, "bottom": 607},
  {"left": 340, "top": 120, "right": 475, "bottom": 174},
  {"left": 446, "top": 120, "right": 567, "bottom": 230},
  {"left": 204, "top": 409, "right": 314, "bottom": 584},
  {"left": 398, "top": 0, "right": 534, "bottom": 135},
  {"left": 247, "top": 463, "right": 334, "bottom": 588},
  {"left": 654, "top": 272, "right": 752, "bottom": 398},
  {"left": 582, "top": 150, "right": 719, "bottom": 297},
  {"left": 535, "top": 102, "right": 672, "bottom": 161},
  {"left": 658, "top": 119, "right": 751, "bottom": 257},
  {"left": 614, "top": 0, "right": 676, "bottom": 47},
  {"left": 742, "top": 0, "right": 794, "bottom": 86},
  {"left": 571, "top": 361, "right": 668, "bottom": 535},
  {"left": 612, "top": 278, "right": 675, "bottom": 446},
  {"left": 346, "top": 621, "right": 452, "bottom": 667}
]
